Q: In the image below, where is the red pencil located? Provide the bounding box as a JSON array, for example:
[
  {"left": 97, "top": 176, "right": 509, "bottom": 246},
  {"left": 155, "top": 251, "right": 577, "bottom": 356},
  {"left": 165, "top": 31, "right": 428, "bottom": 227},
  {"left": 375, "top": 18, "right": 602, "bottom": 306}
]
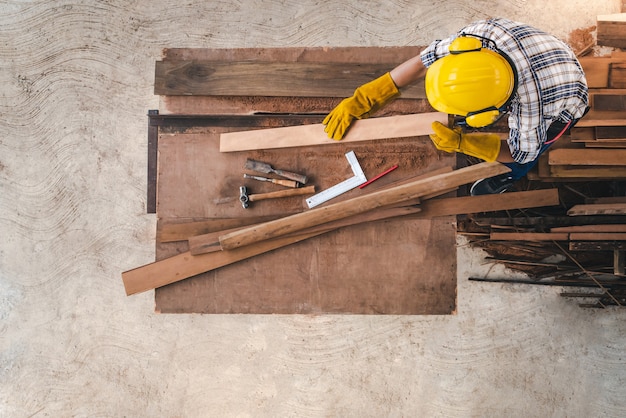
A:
[{"left": 359, "top": 164, "right": 399, "bottom": 189}]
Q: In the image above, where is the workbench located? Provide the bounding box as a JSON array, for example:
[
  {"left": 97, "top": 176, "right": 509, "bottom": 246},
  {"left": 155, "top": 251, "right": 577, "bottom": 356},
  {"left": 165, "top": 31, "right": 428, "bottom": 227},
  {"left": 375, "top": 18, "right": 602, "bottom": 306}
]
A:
[{"left": 148, "top": 47, "right": 458, "bottom": 314}]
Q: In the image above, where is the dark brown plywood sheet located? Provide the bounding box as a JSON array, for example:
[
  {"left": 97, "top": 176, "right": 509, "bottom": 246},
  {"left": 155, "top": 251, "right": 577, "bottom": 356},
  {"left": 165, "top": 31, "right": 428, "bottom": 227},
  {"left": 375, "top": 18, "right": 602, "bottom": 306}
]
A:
[
  {"left": 153, "top": 46, "right": 457, "bottom": 314},
  {"left": 154, "top": 128, "right": 456, "bottom": 314}
]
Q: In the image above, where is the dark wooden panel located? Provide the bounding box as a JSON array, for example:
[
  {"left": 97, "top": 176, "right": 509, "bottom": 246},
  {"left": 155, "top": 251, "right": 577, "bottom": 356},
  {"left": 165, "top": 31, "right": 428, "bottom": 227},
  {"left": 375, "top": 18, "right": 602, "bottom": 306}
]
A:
[{"left": 154, "top": 60, "right": 426, "bottom": 98}]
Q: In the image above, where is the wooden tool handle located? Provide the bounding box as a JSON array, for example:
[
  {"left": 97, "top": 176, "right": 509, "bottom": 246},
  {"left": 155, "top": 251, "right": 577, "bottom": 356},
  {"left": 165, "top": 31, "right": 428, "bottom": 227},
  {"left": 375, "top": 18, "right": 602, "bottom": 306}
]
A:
[
  {"left": 271, "top": 178, "right": 300, "bottom": 188},
  {"left": 272, "top": 169, "right": 308, "bottom": 184},
  {"left": 248, "top": 185, "right": 315, "bottom": 202}
]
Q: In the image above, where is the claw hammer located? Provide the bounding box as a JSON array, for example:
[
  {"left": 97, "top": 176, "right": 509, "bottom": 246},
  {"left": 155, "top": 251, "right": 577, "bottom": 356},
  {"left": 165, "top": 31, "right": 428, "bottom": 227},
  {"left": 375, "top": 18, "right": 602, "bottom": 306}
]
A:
[{"left": 239, "top": 185, "right": 315, "bottom": 209}]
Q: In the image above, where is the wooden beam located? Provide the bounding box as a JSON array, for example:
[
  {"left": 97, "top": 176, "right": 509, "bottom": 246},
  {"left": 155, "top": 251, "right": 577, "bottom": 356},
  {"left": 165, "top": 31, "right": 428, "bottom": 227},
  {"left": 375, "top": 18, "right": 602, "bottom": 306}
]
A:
[
  {"left": 549, "top": 166, "right": 626, "bottom": 178},
  {"left": 418, "top": 188, "right": 559, "bottom": 217},
  {"left": 614, "top": 249, "right": 625, "bottom": 276},
  {"left": 219, "top": 112, "right": 447, "bottom": 152},
  {"left": 189, "top": 204, "right": 421, "bottom": 255},
  {"left": 568, "top": 203, "right": 626, "bottom": 216},
  {"left": 154, "top": 60, "right": 426, "bottom": 98},
  {"left": 122, "top": 186, "right": 558, "bottom": 295},
  {"left": 548, "top": 149, "right": 626, "bottom": 165},
  {"left": 551, "top": 224, "right": 626, "bottom": 233},
  {"left": 490, "top": 232, "right": 569, "bottom": 241},
  {"left": 576, "top": 118, "right": 626, "bottom": 127},
  {"left": 123, "top": 230, "right": 327, "bottom": 296},
  {"left": 570, "top": 232, "right": 626, "bottom": 240},
  {"left": 597, "top": 14, "right": 626, "bottom": 49},
  {"left": 218, "top": 162, "right": 510, "bottom": 250},
  {"left": 157, "top": 215, "right": 289, "bottom": 243}
]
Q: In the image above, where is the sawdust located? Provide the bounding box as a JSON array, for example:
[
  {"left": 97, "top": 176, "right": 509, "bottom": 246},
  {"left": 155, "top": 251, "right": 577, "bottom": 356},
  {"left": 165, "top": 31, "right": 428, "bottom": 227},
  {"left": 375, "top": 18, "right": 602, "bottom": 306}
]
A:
[{"left": 568, "top": 26, "right": 597, "bottom": 55}]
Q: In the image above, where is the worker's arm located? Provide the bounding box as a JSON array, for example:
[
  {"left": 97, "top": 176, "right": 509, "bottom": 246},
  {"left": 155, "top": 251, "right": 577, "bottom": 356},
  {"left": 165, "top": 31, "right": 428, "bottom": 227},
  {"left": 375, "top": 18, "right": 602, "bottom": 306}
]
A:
[
  {"left": 389, "top": 55, "right": 427, "bottom": 88},
  {"left": 323, "top": 55, "right": 427, "bottom": 140}
]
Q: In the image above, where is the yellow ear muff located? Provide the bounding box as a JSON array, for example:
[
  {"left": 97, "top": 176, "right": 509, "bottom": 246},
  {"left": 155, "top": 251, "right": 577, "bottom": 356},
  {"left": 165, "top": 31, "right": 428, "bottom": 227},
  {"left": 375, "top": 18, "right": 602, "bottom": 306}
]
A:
[
  {"left": 465, "top": 109, "right": 501, "bottom": 128},
  {"left": 449, "top": 36, "right": 482, "bottom": 54}
]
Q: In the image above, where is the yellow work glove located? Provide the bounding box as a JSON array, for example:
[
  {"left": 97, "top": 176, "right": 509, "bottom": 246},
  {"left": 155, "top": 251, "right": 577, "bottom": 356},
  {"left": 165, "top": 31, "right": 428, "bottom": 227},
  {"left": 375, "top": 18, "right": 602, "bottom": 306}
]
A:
[
  {"left": 429, "top": 121, "right": 501, "bottom": 162},
  {"left": 323, "top": 72, "right": 400, "bottom": 140}
]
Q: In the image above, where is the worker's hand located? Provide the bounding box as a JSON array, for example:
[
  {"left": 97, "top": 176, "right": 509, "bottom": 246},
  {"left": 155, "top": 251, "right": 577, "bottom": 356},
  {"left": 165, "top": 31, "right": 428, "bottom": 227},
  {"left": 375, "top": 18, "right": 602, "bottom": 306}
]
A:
[
  {"left": 323, "top": 72, "right": 400, "bottom": 140},
  {"left": 429, "top": 121, "right": 501, "bottom": 162}
]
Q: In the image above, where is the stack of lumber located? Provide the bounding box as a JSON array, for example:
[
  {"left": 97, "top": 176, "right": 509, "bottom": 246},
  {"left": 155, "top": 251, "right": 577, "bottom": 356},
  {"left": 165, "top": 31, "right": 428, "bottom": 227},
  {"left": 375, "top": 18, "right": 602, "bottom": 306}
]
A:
[
  {"left": 462, "top": 22, "right": 626, "bottom": 308},
  {"left": 533, "top": 52, "right": 626, "bottom": 180}
]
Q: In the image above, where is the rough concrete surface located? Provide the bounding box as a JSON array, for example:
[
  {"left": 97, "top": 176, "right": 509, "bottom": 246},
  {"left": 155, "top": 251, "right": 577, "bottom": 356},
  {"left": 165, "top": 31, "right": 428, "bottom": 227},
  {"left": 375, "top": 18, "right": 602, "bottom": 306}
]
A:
[{"left": 1, "top": 1, "right": 625, "bottom": 417}]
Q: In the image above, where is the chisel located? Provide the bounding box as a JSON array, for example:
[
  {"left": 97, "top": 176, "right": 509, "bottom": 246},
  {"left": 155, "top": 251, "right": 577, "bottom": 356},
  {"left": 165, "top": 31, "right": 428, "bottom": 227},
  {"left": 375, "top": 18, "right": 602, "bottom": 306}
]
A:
[
  {"left": 243, "top": 174, "right": 301, "bottom": 188},
  {"left": 244, "top": 159, "right": 308, "bottom": 184}
]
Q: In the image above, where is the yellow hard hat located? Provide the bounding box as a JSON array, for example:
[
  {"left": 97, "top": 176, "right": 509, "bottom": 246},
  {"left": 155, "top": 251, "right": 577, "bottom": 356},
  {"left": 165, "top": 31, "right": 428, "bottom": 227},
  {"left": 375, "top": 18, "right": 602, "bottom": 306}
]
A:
[{"left": 425, "top": 36, "right": 516, "bottom": 128}]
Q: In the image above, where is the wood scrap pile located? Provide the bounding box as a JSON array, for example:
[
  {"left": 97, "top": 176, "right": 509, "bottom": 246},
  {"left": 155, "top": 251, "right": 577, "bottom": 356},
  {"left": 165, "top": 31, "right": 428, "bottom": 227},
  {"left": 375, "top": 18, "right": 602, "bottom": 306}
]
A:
[{"left": 458, "top": 183, "right": 626, "bottom": 308}]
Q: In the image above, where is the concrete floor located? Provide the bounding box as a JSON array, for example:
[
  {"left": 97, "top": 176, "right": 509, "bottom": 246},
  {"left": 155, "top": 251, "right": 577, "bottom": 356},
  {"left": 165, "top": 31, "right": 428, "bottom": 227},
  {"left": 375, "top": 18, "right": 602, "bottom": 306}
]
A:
[{"left": 2, "top": 1, "right": 625, "bottom": 416}]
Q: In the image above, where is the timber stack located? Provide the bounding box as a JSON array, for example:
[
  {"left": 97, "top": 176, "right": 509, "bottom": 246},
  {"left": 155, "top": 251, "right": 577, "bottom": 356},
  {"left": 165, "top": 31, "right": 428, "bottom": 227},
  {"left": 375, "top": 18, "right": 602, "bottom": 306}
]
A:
[{"left": 460, "top": 18, "right": 626, "bottom": 308}]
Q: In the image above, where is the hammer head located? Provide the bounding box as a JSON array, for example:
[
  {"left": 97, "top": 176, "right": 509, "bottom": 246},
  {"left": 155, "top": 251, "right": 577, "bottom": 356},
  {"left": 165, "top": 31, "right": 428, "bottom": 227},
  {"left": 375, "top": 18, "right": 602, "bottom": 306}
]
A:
[{"left": 239, "top": 186, "right": 250, "bottom": 209}]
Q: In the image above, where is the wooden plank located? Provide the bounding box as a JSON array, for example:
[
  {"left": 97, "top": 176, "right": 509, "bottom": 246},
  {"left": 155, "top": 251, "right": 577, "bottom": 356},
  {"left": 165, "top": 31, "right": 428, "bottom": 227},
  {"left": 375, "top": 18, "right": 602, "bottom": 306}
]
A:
[
  {"left": 218, "top": 162, "right": 510, "bottom": 250},
  {"left": 490, "top": 232, "right": 569, "bottom": 241},
  {"left": 586, "top": 196, "right": 626, "bottom": 204},
  {"left": 548, "top": 149, "right": 626, "bottom": 165},
  {"left": 188, "top": 186, "right": 558, "bottom": 256},
  {"left": 549, "top": 165, "right": 626, "bottom": 178},
  {"left": 157, "top": 215, "right": 288, "bottom": 243},
  {"left": 154, "top": 60, "right": 426, "bottom": 99},
  {"left": 576, "top": 118, "right": 626, "bottom": 127},
  {"left": 597, "top": 126, "right": 626, "bottom": 140},
  {"left": 579, "top": 57, "right": 613, "bottom": 88},
  {"left": 189, "top": 204, "right": 421, "bottom": 255},
  {"left": 161, "top": 46, "right": 424, "bottom": 65},
  {"left": 166, "top": 188, "right": 558, "bottom": 249},
  {"left": 219, "top": 112, "right": 447, "bottom": 152},
  {"left": 592, "top": 93, "right": 626, "bottom": 111},
  {"left": 568, "top": 203, "right": 626, "bottom": 216},
  {"left": 418, "top": 188, "right": 559, "bottom": 217},
  {"left": 126, "top": 187, "right": 555, "bottom": 295},
  {"left": 597, "top": 14, "right": 626, "bottom": 48},
  {"left": 610, "top": 62, "right": 626, "bottom": 89},
  {"left": 569, "top": 127, "right": 596, "bottom": 142},
  {"left": 614, "top": 249, "right": 625, "bottom": 276},
  {"left": 570, "top": 232, "right": 626, "bottom": 240},
  {"left": 570, "top": 241, "right": 626, "bottom": 251},
  {"left": 551, "top": 224, "right": 626, "bottom": 233},
  {"left": 123, "top": 230, "right": 327, "bottom": 296},
  {"left": 584, "top": 142, "right": 626, "bottom": 148}
]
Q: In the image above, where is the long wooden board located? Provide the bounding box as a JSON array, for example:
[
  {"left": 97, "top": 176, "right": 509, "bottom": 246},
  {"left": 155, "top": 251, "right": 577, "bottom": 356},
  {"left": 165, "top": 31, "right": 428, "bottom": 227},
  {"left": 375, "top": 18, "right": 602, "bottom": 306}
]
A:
[
  {"left": 219, "top": 112, "right": 447, "bottom": 152},
  {"left": 155, "top": 60, "right": 426, "bottom": 99},
  {"left": 219, "top": 162, "right": 510, "bottom": 250},
  {"left": 124, "top": 187, "right": 556, "bottom": 296},
  {"left": 568, "top": 203, "right": 626, "bottom": 216},
  {"left": 548, "top": 149, "right": 626, "bottom": 165}
]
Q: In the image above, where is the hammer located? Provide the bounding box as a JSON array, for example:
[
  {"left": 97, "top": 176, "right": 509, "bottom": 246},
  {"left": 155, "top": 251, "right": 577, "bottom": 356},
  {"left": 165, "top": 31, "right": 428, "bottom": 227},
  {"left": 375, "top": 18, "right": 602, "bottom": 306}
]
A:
[{"left": 239, "top": 185, "right": 316, "bottom": 209}]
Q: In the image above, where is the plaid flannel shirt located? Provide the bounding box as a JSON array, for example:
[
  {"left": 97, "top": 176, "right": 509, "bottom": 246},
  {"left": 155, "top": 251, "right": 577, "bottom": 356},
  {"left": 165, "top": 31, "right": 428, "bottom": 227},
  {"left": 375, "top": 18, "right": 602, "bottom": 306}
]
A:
[{"left": 420, "top": 18, "right": 588, "bottom": 164}]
